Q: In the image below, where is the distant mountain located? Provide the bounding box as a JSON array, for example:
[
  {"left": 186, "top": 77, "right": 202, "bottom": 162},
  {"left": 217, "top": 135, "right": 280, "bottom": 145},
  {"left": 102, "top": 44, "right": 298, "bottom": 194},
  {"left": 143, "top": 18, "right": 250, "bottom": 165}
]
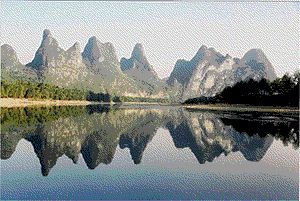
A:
[
  {"left": 235, "top": 48, "right": 277, "bottom": 82},
  {"left": 3, "top": 29, "right": 142, "bottom": 96},
  {"left": 120, "top": 43, "right": 169, "bottom": 98},
  {"left": 1, "top": 44, "right": 37, "bottom": 82},
  {"left": 167, "top": 45, "right": 277, "bottom": 101},
  {"left": 81, "top": 36, "right": 143, "bottom": 95},
  {"left": 2, "top": 30, "right": 278, "bottom": 101},
  {"left": 26, "top": 29, "right": 92, "bottom": 89}
]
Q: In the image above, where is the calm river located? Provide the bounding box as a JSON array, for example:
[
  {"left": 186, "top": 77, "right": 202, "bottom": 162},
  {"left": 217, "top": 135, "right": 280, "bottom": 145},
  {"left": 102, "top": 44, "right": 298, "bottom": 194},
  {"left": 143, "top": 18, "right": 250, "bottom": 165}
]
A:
[{"left": 1, "top": 105, "right": 299, "bottom": 200}]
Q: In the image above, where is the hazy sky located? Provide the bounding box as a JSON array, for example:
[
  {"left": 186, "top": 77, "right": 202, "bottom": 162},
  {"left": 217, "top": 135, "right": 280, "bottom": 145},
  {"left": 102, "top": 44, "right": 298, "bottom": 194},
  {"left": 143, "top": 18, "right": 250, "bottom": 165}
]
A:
[{"left": 1, "top": 1, "right": 299, "bottom": 79}]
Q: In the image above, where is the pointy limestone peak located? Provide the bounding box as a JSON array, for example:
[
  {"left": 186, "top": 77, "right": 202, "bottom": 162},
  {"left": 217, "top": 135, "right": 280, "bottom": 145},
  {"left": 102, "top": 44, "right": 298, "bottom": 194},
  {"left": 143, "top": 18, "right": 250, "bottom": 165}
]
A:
[
  {"left": 247, "top": 48, "right": 264, "bottom": 54},
  {"left": 89, "top": 36, "right": 98, "bottom": 44},
  {"left": 208, "top": 47, "right": 216, "bottom": 53},
  {"left": 66, "top": 42, "right": 82, "bottom": 56},
  {"left": 1, "top": 44, "right": 12, "bottom": 49},
  {"left": 131, "top": 43, "right": 147, "bottom": 62},
  {"left": 43, "top": 29, "right": 53, "bottom": 39},
  {"left": 83, "top": 36, "right": 119, "bottom": 64},
  {"left": 103, "top": 42, "right": 114, "bottom": 47},
  {"left": 26, "top": 30, "right": 63, "bottom": 71},
  {"left": 198, "top": 45, "right": 208, "bottom": 52},
  {"left": 1, "top": 44, "right": 21, "bottom": 65},
  {"left": 192, "top": 45, "right": 209, "bottom": 61},
  {"left": 73, "top": 42, "right": 80, "bottom": 47},
  {"left": 41, "top": 29, "right": 59, "bottom": 48},
  {"left": 82, "top": 36, "right": 102, "bottom": 60},
  {"left": 85, "top": 36, "right": 103, "bottom": 52},
  {"left": 242, "top": 48, "right": 266, "bottom": 62},
  {"left": 72, "top": 42, "right": 81, "bottom": 51},
  {"left": 103, "top": 42, "right": 116, "bottom": 53},
  {"left": 240, "top": 48, "right": 277, "bottom": 81}
]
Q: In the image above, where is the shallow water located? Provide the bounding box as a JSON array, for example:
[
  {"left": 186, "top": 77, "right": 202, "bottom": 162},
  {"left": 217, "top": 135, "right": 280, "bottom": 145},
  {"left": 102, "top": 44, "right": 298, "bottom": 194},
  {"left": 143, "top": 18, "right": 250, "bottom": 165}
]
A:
[{"left": 1, "top": 105, "right": 299, "bottom": 200}]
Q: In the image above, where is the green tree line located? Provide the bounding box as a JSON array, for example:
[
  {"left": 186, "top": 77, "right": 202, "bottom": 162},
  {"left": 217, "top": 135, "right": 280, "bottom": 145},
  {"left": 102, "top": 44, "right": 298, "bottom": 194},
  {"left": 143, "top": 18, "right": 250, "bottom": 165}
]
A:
[
  {"left": 184, "top": 71, "right": 300, "bottom": 107},
  {"left": 1, "top": 80, "right": 88, "bottom": 100},
  {"left": 1, "top": 106, "right": 88, "bottom": 126},
  {"left": 1, "top": 80, "right": 173, "bottom": 103}
]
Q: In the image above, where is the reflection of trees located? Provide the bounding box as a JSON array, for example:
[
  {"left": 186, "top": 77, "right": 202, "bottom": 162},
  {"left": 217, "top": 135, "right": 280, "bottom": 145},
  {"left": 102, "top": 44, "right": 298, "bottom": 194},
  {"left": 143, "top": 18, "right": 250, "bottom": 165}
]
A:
[
  {"left": 166, "top": 118, "right": 274, "bottom": 164},
  {"left": 166, "top": 110, "right": 298, "bottom": 163},
  {"left": 1, "top": 106, "right": 168, "bottom": 176},
  {"left": 166, "top": 120, "right": 231, "bottom": 164},
  {"left": 274, "top": 130, "right": 299, "bottom": 150},
  {"left": 221, "top": 117, "right": 299, "bottom": 149},
  {"left": 1, "top": 106, "right": 298, "bottom": 176}
]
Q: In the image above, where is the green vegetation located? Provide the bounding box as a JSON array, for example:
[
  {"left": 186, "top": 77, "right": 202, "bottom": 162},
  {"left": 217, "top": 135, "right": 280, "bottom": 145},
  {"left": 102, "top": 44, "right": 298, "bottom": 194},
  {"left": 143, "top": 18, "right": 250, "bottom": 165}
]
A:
[
  {"left": 1, "top": 80, "right": 173, "bottom": 104},
  {"left": 184, "top": 70, "right": 299, "bottom": 107},
  {"left": 1, "top": 80, "right": 88, "bottom": 100},
  {"left": 0, "top": 80, "right": 124, "bottom": 103},
  {"left": 1, "top": 106, "right": 88, "bottom": 126}
]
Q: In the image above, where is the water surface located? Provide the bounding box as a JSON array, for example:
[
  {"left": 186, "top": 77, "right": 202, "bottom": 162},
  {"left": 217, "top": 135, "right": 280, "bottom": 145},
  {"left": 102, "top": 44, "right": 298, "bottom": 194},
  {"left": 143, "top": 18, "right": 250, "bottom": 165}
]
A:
[{"left": 1, "top": 105, "right": 299, "bottom": 200}]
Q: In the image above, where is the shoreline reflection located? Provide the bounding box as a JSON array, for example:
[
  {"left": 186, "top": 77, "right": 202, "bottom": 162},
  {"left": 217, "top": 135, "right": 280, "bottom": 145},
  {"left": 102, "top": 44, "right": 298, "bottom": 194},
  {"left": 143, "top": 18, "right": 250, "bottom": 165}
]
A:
[{"left": 1, "top": 105, "right": 298, "bottom": 176}]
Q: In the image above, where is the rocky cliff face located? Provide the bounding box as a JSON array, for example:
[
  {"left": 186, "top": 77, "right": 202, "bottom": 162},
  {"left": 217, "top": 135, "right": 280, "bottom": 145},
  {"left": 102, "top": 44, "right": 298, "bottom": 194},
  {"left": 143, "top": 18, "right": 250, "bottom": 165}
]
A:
[
  {"left": 26, "top": 29, "right": 89, "bottom": 88},
  {"left": 235, "top": 49, "right": 277, "bottom": 82},
  {"left": 2, "top": 30, "right": 278, "bottom": 100},
  {"left": 3, "top": 29, "right": 142, "bottom": 96},
  {"left": 120, "top": 43, "right": 169, "bottom": 98},
  {"left": 167, "top": 45, "right": 277, "bottom": 101},
  {"left": 1, "top": 44, "right": 38, "bottom": 82},
  {"left": 81, "top": 37, "right": 141, "bottom": 95}
]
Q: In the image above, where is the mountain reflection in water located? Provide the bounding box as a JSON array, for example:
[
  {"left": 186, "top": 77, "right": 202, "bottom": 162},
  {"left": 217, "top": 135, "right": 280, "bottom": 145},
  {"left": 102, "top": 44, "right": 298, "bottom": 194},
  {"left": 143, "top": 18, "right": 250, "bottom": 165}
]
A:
[{"left": 1, "top": 105, "right": 299, "bottom": 176}]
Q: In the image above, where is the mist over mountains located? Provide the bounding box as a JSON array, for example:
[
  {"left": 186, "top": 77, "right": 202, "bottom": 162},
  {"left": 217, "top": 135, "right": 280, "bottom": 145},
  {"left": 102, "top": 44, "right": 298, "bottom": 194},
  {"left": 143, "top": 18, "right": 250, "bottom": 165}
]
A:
[{"left": 1, "top": 29, "right": 277, "bottom": 101}]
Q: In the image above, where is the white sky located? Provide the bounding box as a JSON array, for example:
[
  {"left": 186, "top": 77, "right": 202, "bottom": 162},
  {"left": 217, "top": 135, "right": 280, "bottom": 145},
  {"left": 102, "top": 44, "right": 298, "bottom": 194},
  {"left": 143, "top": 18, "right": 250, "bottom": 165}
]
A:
[{"left": 1, "top": 1, "right": 299, "bottom": 79}]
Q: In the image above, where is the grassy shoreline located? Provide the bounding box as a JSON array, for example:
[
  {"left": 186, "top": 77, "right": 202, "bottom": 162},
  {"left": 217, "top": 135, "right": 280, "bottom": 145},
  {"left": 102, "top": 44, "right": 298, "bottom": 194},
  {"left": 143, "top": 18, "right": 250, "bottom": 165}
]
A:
[
  {"left": 0, "top": 98, "right": 100, "bottom": 108},
  {"left": 0, "top": 98, "right": 299, "bottom": 113},
  {"left": 0, "top": 98, "right": 165, "bottom": 108}
]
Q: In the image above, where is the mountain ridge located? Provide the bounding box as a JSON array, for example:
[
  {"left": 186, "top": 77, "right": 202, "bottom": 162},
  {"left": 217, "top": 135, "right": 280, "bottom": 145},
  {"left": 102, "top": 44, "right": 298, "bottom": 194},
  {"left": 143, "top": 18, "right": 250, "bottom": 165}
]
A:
[
  {"left": 1, "top": 29, "right": 278, "bottom": 101},
  {"left": 4, "top": 30, "right": 143, "bottom": 96},
  {"left": 166, "top": 45, "right": 277, "bottom": 101},
  {"left": 120, "top": 43, "right": 169, "bottom": 98}
]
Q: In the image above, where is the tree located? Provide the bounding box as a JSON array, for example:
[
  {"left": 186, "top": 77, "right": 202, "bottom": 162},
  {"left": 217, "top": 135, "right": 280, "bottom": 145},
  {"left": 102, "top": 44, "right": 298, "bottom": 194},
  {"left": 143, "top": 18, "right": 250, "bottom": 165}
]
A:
[
  {"left": 281, "top": 73, "right": 293, "bottom": 93},
  {"left": 258, "top": 78, "right": 271, "bottom": 96}
]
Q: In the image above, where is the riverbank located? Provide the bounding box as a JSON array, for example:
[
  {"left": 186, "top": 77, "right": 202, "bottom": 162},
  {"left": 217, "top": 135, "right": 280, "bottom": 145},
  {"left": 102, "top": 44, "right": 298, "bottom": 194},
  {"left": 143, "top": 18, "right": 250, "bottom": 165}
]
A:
[
  {"left": 183, "top": 104, "right": 299, "bottom": 113},
  {"left": 0, "top": 98, "right": 164, "bottom": 108},
  {"left": 1, "top": 98, "right": 299, "bottom": 113},
  {"left": 0, "top": 98, "right": 100, "bottom": 108},
  {"left": 0, "top": 97, "right": 179, "bottom": 108}
]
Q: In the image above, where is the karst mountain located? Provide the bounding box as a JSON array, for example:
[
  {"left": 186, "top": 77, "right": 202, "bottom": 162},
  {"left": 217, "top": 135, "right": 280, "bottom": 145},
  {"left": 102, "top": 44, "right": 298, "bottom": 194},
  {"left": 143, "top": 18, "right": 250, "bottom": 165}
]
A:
[
  {"left": 1, "top": 29, "right": 277, "bottom": 101},
  {"left": 120, "top": 43, "right": 169, "bottom": 98},
  {"left": 166, "top": 45, "right": 277, "bottom": 101}
]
